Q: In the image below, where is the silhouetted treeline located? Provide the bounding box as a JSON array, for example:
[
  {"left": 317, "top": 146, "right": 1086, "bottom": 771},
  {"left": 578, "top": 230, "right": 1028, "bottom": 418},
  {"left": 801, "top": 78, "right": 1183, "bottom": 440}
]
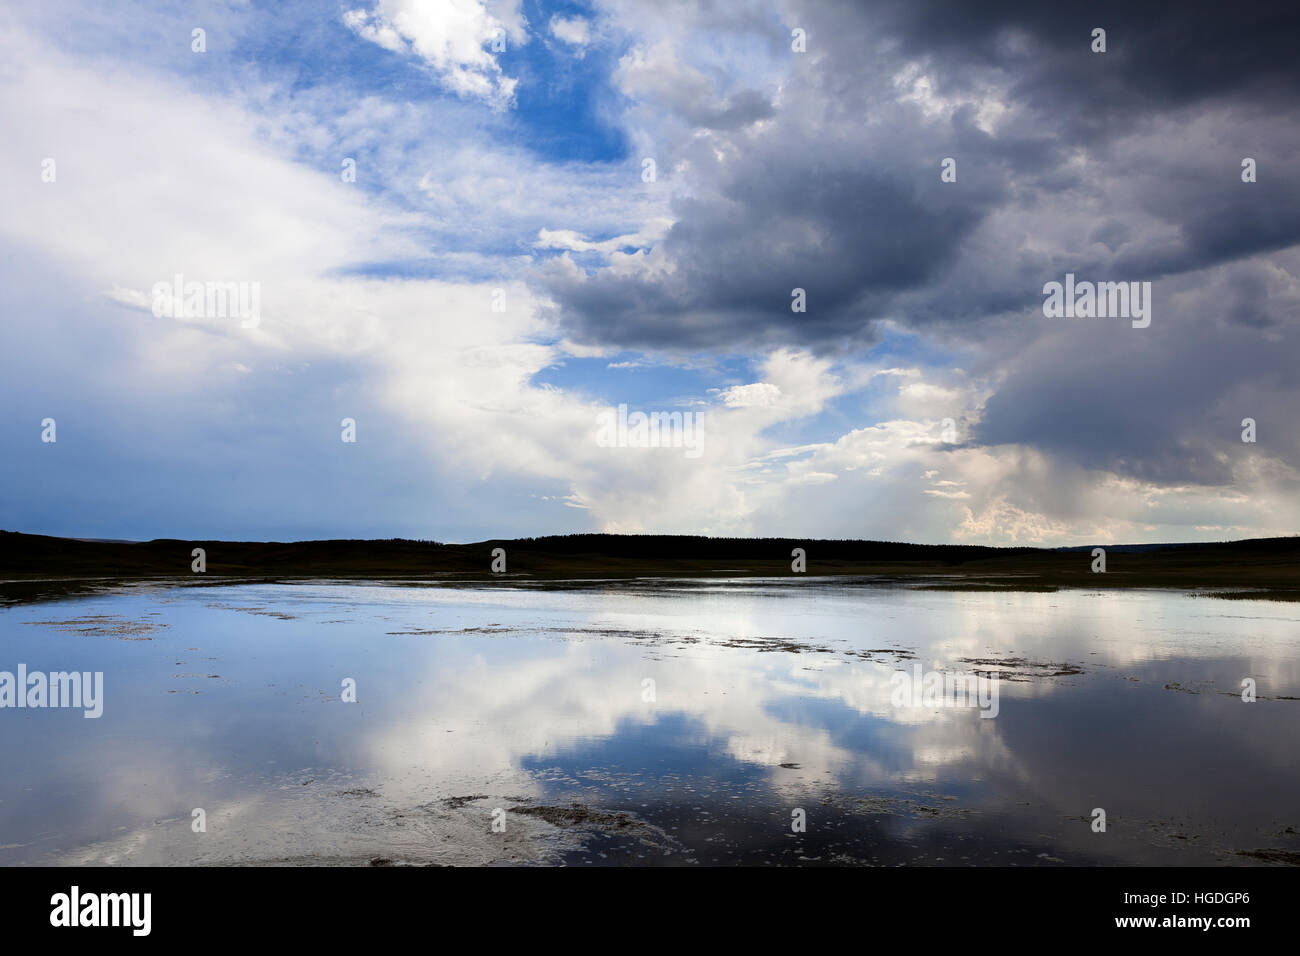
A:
[
  {"left": 478, "top": 533, "right": 1041, "bottom": 563},
  {"left": 1, "top": 529, "right": 1296, "bottom": 581}
]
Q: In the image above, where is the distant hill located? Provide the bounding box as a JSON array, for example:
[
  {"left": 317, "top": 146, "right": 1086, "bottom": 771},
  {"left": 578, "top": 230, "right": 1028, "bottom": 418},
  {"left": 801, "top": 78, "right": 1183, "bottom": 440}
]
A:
[
  {"left": 2, "top": 530, "right": 1299, "bottom": 597},
  {"left": 0, "top": 529, "right": 1036, "bottom": 577}
]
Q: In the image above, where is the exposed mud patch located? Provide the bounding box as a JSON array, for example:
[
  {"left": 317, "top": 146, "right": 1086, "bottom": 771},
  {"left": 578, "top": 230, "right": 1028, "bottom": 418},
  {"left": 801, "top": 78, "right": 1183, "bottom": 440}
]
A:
[
  {"left": 715, "top": 636, "right": 837, "bottom": 654},
  {"left": 508, "top": 802, "right": 681, "bottom": 857},
  {"left": 1192, "top": 591, "right": 1300, "bottom": 602},
  {"left": 912, "top": 584, "right": 1059, "bottom": 593},
  {"left": 48, "top": 773, "right": 584, "bottom": 867},
  {"left": 26, "top": 614, "right": 167, "bottom": 639},
  {"left": 1236, "top": 848, "right": 1300, "bottom": 865},
  {"left": 441, "top": 794, "right": 489, "bottom": 809},
  {"left": 954, "top": 657, "right": 1085, "bottom": 681},
  {"left": 206, "top": 603, "right": 297, "bottom": 620},
  {"left": 1164, "top": 680, "right": 1215, "bottom": 695}
]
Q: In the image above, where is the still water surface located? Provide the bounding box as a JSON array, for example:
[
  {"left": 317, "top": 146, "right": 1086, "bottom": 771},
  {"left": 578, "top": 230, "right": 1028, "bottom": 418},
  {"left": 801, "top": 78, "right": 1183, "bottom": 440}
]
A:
[{"left": 1, "top": 579, "right": 1297, "bottom": 866}]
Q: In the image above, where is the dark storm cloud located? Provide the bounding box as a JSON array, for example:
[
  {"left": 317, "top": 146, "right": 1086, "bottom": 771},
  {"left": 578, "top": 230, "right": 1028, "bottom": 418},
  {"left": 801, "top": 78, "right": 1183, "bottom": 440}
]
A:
[
  {"left": 545, "top": 155, "right": 995, "bottom": 350},
  {"left": 543, "top": 0, "right": 1300, "bottom": 353},
  {"left": 874, "top": 0, "right": 1300, "bottom": 123}
]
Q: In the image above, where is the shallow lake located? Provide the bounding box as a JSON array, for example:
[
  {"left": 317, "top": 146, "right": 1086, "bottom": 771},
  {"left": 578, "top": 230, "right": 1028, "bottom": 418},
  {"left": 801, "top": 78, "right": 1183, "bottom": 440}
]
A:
[{"left": 1, "top": 579, "right": 1297, "bottom": 866}]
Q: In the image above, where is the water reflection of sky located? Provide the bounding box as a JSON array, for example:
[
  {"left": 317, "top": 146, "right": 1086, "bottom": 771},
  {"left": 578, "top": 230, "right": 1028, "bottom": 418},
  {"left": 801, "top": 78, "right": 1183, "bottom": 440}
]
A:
[{"left": 1, "top": 582, "right": 1297, "bottom": 865}]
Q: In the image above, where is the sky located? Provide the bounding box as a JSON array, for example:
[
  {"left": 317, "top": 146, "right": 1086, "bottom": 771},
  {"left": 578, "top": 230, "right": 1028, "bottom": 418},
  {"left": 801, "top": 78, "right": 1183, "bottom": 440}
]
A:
[{"left": 2, "top": 0, "right": 1298, "bottom": 545}]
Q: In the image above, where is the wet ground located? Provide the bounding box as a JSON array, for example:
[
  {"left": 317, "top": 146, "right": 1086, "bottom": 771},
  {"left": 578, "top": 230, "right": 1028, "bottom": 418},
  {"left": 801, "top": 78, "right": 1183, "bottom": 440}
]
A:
[{"left": 1, "top": 579, "right": 1297, "bottom": 866}]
